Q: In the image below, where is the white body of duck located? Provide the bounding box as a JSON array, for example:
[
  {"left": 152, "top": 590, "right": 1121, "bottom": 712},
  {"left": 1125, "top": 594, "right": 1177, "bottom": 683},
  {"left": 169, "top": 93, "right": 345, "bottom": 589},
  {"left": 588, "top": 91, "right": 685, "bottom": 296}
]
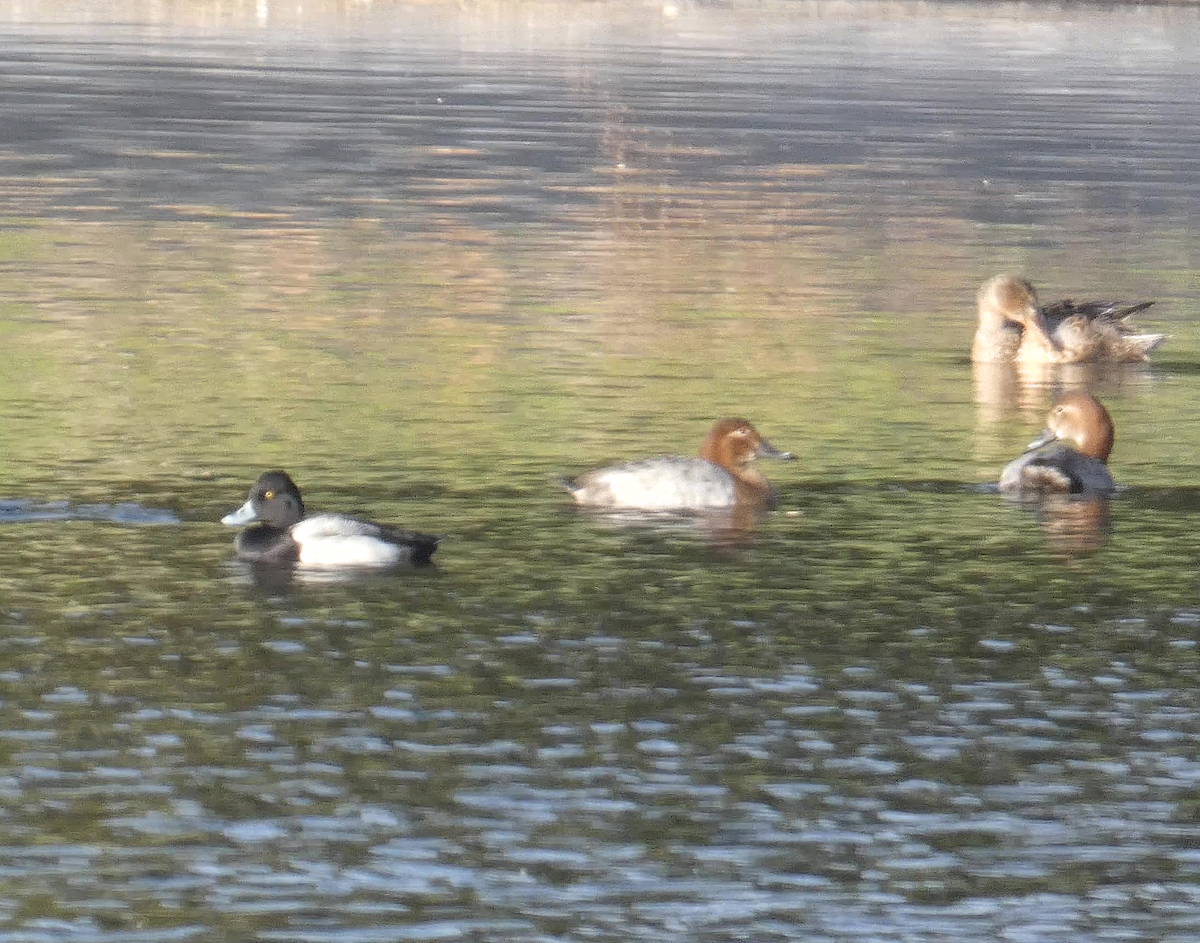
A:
[{"left": 564, "top": 418, "right": 793, "bottom": 511}]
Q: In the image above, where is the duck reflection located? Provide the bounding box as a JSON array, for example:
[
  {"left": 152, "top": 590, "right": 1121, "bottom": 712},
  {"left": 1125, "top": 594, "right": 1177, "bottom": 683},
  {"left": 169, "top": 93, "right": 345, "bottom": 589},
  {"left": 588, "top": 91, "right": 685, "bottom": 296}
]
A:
[
  {"left": 1006, "top": 492, "right": 1111, "bottom": 556},
  {"left": 570, "top": 503, "right": 772, "bottom": 551},
  {"left": 1042, "top": 494, "right": 1111, "bottom": 555},
  {"left": 973, "top": 359, "right": 1150, "bottom": 426},
  {"left": 224, "top": 559, "right": 405, "bottom": 594}
]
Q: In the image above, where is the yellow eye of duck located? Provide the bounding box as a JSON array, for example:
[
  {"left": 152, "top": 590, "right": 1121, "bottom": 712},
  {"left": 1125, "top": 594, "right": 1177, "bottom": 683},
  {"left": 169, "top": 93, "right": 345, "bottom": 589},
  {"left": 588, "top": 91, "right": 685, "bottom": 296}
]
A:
[{"left": 263, "top": 490, "right": 275, "bottom": 500}]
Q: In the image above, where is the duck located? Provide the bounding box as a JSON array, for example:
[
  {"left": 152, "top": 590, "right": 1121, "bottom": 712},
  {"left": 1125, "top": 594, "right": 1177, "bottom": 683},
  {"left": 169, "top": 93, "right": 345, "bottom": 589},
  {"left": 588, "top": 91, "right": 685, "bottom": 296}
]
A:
[
  {"left": 998, "top": 392, "right": 1115, "bottom": 495},
  {"left": 221, "top": 470, "right": 440, "bottom": 567},
  {"left": 972, "top": 274, "right": 1163, "bottom": 364},
  {"left": 563, "top": 418, "right": 793, "bottom": 511}
]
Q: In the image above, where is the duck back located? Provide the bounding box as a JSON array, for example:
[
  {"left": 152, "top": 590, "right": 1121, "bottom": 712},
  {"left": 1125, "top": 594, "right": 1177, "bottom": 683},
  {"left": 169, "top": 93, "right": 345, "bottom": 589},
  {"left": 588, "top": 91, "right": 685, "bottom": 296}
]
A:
[
  {"left": 291, "top": 514, "right": 440, "bottom": 567},
  {"left": 999, "top": 443, "right": 1115, "bottom": 496},
  {"left": 567, "top": 457, "right": 738, "bottom": 510}
]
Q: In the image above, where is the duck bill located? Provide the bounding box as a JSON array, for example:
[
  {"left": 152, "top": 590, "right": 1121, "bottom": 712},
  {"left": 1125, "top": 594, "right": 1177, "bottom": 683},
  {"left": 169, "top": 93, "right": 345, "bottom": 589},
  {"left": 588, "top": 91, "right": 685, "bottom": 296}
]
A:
[
  {"left": 755, "top": 438, "right": 795, "bottom": 461},
  {"left": 221, "top": 499, "right": 260, "bottom": 526},
  {"left": 1025, "top": 427, "right": 1059, "bottom": 453},
  {"left": 1022, "top": 307, "right": 1065, "bottom": 356}
]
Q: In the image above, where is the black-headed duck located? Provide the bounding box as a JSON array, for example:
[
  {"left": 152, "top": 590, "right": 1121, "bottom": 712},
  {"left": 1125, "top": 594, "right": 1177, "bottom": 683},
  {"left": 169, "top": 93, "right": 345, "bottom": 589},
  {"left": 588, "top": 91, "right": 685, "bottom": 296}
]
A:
[{"left": 221, "top": 471, "right": 439, "bottom": 567}]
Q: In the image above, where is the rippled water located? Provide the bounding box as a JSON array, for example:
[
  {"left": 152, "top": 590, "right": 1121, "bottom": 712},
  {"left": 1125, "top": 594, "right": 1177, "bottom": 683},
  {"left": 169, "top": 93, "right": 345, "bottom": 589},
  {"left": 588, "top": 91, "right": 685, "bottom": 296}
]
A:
[{"left": 3, "top": 1, "right": 1200, "bottom": 941}]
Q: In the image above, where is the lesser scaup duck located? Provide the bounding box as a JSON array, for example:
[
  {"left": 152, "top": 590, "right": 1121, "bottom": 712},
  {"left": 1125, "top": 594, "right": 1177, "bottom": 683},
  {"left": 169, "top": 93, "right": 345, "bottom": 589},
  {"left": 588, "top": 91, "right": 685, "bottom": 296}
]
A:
[
  {"left": 221, "top": 471, "right": 439, "bottom": 567},
  {"left": 972, "top": 274, "right": 1163, "bottom": 364},
  {"left": 999, "top": 393, "right": 1115, "bottom": 495},
  {"left": 563, "top": 418, "right": 793, "bottom": 511}
]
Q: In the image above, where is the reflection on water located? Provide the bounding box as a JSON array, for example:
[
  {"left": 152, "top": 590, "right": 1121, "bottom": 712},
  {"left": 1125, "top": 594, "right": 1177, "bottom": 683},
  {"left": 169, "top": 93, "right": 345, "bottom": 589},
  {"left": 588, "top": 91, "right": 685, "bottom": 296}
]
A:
[
  {"left": 1005, "top": 492, "right": 1112, "bottom": 556},
  {"left": 974, "top": 360, "right": 1160, "bottom": 417},
  {"left": 569, "top": 504, "right": 776, "bottom": 551},
  {"left": 3, "top": 1, "right": 1200, "bottom": 941}
]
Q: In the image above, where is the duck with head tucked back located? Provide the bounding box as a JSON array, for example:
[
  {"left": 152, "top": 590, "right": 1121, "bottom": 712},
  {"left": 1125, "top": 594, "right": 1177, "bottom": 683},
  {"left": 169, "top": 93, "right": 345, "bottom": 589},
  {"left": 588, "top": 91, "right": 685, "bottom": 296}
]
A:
[
  {"left": 221, "top": 470, "right": 440, "bottom": 567},
  {"left": 563, "top": 417, "right": 793, "bottom": 511},
  {"left": 972, "top": 274, "right": 1163, "bottom": 364},
  {"left": 999, "top": 393, "right": 1116, "bottom": 496}
]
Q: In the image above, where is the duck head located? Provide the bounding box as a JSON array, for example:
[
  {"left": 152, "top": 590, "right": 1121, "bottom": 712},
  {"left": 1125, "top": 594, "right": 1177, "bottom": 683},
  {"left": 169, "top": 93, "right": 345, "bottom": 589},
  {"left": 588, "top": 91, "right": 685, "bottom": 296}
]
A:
[
  {"left": 222, "top": 470, "right": 306, "bottom": 528},
  {"left": 699, "top": 418, "right": 794, "bottom": 470},
  {"left": 1026, "top": 392, "right": 1114, "bottom": 462}
]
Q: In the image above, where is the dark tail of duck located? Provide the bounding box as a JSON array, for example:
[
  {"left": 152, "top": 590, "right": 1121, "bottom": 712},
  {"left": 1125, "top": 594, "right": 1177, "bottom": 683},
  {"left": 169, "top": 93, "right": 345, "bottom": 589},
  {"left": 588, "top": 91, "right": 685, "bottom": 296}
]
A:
[
  {"left": 410, "top": 533, "right": 441, "bottom": 567},
  {"left": 378, "top": 527, "right": 441, "bottom": 566},
  {"left": 1109, "top": 300, "right": 1155, "bottom": 321}
]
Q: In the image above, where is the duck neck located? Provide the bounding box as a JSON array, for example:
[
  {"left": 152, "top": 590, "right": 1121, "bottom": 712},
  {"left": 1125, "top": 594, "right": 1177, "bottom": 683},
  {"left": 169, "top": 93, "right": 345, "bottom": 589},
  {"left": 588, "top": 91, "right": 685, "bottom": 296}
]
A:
[
  {"left": 1017, "top": 313, "right": 1065, "bottom": 363},
  {"left": 973, "top": 307, "right": 1023, "bottom": 361},
  {"left": 731, "top": 467, "right": 774, "bottom": 506}
]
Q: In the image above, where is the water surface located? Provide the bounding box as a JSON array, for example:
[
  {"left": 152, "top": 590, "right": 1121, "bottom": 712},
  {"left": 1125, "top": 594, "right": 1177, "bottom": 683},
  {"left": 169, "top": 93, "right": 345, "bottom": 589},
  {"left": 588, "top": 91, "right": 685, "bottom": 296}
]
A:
[{"left": 2, "top": 2, "right": 1200, "bottom": 941}]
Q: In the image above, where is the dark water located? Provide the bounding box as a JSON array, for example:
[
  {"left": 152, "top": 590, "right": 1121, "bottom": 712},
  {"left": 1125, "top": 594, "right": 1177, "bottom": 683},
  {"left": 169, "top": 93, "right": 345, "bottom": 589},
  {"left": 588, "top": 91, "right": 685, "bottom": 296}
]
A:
[{"left": 2, "top": 2, "right": 1200, "bottom": 941}]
